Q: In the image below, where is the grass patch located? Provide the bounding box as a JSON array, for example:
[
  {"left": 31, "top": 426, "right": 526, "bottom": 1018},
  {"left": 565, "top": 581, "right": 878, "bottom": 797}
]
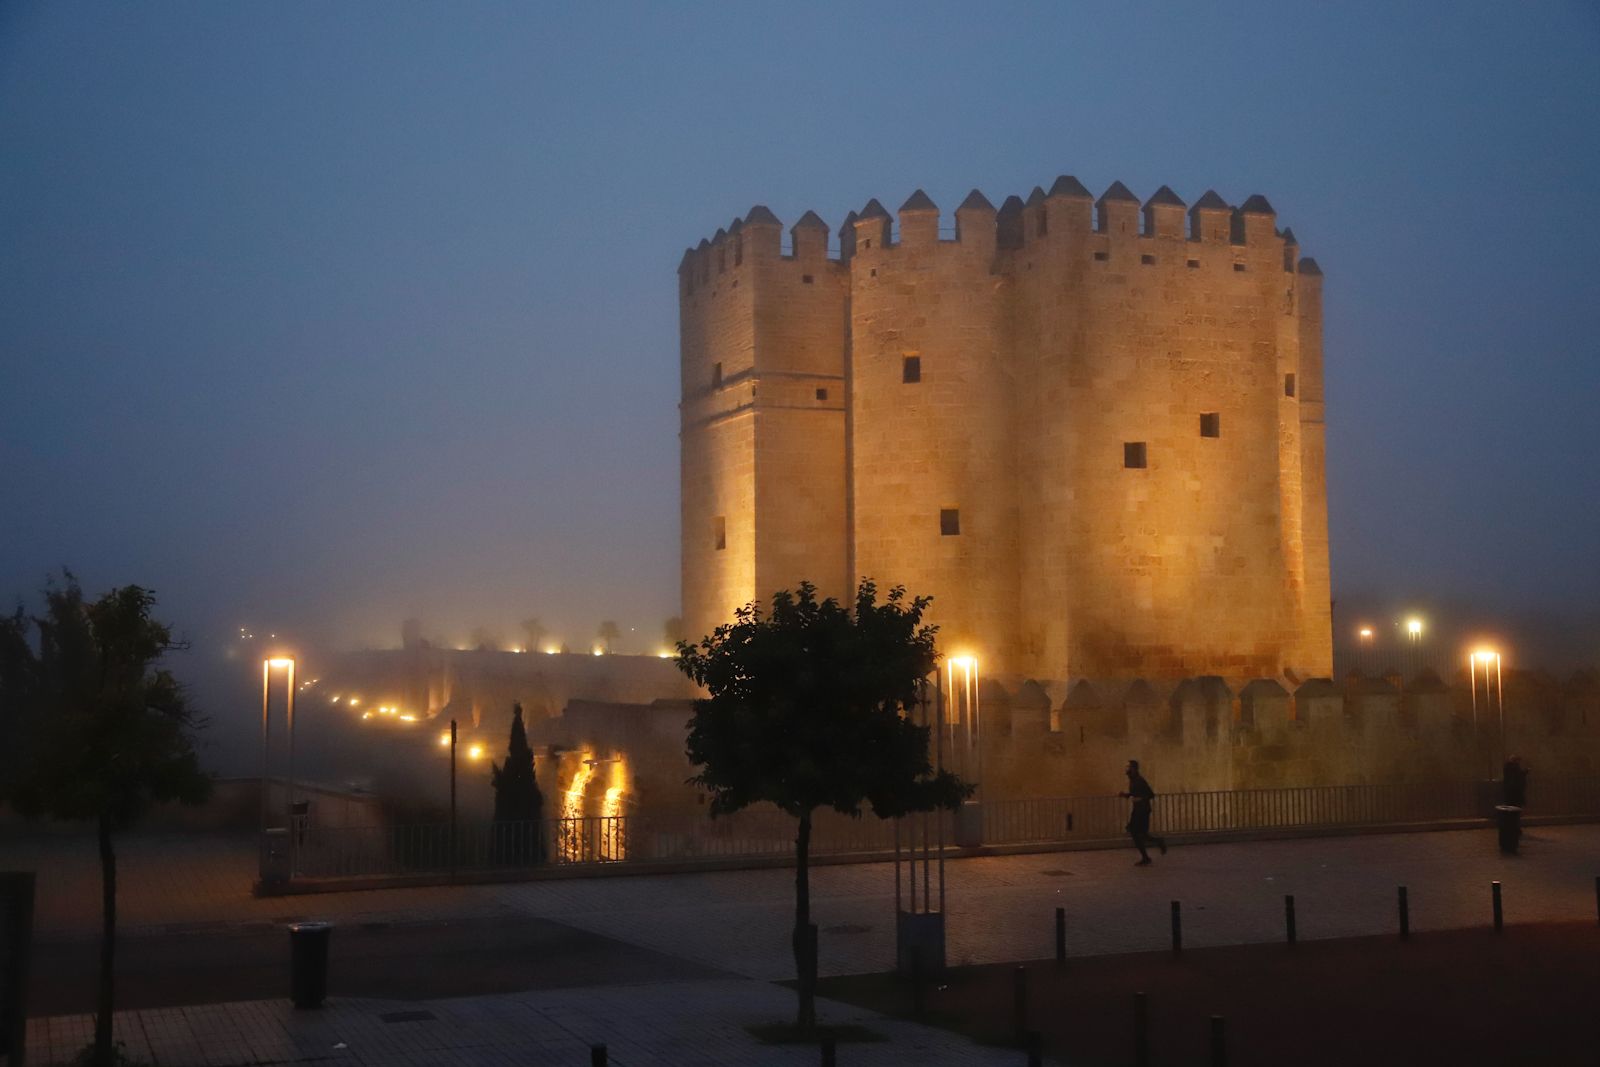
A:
[{"left": 745, "top": 1022, "right": 889, "bottom": 1045}]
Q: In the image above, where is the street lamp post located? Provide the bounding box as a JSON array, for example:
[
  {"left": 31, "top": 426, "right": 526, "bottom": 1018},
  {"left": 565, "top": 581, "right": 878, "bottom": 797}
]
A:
[
  {"left": 1404, "top": 618, "right": 1424, "bottom": 678},
  {"left": 1469, "top": 649, "right": 1505, "bottom": 777},
  {"left": 449, "top": 718, "right": 458, "bottom": 880},
  {"left": 260, "top": 656, "right": 297, "bottom": 882}
]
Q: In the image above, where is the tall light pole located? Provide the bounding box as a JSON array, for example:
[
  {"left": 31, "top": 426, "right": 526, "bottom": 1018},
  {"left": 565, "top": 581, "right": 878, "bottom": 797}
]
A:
[
  {"left": 261, "top": 656, "right": 297, "bottom": 879},
  {"left": 1404, "top": 617, "right": 1424, "bottom": 678},
  {"left": 1469, "top": 648, "right": 1504, "bottom": 775},
  {"left": 260, "top": 657, "right": 297, "bottom": 829},
  {"left": 449, "top": 718, "right": 458, "bottom": 880}
]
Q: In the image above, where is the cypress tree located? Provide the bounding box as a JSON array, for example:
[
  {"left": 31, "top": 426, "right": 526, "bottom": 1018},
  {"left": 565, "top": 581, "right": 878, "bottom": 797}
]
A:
[{"left": 490, "top": 702, "right": 544, "bottom": 864}]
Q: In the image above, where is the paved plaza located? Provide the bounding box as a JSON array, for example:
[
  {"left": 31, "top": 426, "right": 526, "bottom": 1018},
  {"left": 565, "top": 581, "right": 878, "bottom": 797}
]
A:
[
  {"left": 26, "top": 979, "right": 1025, "bottom": 1066},
  {"left": 15, "top": 823, "right": 1600, "bottom": 1063}
]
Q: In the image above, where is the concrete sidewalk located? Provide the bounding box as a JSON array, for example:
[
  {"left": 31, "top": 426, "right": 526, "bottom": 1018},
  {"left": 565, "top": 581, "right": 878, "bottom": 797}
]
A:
[{"left": 26, "top": 980, "right": 1032, "bottom": 1066}]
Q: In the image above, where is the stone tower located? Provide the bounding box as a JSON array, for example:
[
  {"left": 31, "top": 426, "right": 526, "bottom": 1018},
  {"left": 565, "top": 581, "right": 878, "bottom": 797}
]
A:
[{"left": 678, "top": 174, "right": 1332, "bottom": 688}]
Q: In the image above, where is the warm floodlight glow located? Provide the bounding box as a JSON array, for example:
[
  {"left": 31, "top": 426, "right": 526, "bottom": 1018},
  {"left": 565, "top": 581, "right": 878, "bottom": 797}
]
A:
[
  {"left": 349, "top": 698, "right": 360, "bottom": 706},
  {"left": 1406, "top": 618, "right": 1423, "bottom": 636},
  {"left": 544, "top": 645, "right": 560, "bottom": 655},
  {"left": 467, "top": 744, "right": 485, "bottom": 761},
  {"left": 361, "top": 711, "right": 372, "bottom": 720},
  {"left": 948, "top": 654, "right": 977, "bottom": 671},
  {"left": 438, "top": 731, "right": 451, "bottom": 747},
  {"left": 1475, "top": 648, "right": 1499, "bottom": 662},
  {"left": 399, "top": 713, "right": 417, "bottom": 722},
  {"left": 1358, "top": 627, "right": 1373, "bottom": 639},
  {"left": 266, "top": 657, "right": 295, "bottom": 668},
  {"left": 592, "top": 646, "right": 604, "bottom": 656}
]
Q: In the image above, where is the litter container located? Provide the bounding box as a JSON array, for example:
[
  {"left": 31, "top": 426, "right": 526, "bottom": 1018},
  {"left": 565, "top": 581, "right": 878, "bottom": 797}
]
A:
[
  {"left": 1493, "top": 804, "right": 1522, "bottom": 854},
  {"left": 288, "top": 921, "right": 332, "bottom": 1008}
]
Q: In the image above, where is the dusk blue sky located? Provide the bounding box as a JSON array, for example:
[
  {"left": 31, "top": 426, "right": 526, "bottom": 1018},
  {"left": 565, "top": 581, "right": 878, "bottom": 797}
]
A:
[{"left": 3, "top": 2, "right": 1598, "bottom": 669}]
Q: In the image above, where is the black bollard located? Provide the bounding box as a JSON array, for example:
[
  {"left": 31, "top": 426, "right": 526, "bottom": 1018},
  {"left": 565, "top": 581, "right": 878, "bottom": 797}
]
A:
[
  {"left": 820, "top": 1036, "right": 836, "bottom": 1067},
  {"left": 1492, "top": 881, "right": 1503, "bottom": 932},
  {"left": 1054, "top": 907, "right": 1067, "bottom": 964},
  {"left": 1013, "top": 965, "right": 1028, "bottom": 1043},
  {"left": 1133, "top": 991, "right": 1150, "bottom": 1067},
  {"left": 1026, "top": 1029, "right": 1043, "bottom": 1066},
  {"left": 1284, "top": 894, "right": 1297, "bottom": 945},
  {"left": 1210, "top": 1015, "right": 1227, "bottom": 1067},
  {"left": 1595, "top": 875, "right": 1599, "bottom": 926},
  {"left": 1, "top": 872, "right": 36, "bottom": 1067},
  {"left": 1171, "top": 900, "right": 1183, "bottom": 954},
  {"left": 591, "top": 1044, "right": 607, "bottom": 1066},
  {"left": 911, "top": 946, "right": 925, "bottom": 1018},
  {"left": 1397, "top": 886, "right": 1410, "bottom": 940}
]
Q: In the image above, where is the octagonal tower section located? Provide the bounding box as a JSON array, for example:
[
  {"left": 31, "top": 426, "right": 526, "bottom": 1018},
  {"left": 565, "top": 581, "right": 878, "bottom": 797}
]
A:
[
  {"left": 678, "top": 206, "right": 850, "bottom": 642},
  {"left": 848, "top": 190, "right": 1019, "bottom": 675}
]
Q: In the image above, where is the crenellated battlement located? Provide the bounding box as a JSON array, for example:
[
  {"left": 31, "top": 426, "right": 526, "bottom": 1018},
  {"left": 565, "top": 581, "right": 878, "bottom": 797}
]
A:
[{"left": 681, "top": 173, "right": 1311, "bottom": 283}]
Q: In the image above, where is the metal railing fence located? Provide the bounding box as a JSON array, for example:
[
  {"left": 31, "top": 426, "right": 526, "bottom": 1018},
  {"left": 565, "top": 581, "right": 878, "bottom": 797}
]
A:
[{"left": 290, "top": 777, "right": 1600, "bottom": 881}]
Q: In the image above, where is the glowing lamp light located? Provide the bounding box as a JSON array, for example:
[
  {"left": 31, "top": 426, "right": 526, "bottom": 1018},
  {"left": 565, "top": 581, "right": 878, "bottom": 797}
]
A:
[
  {"left": 361, "top": 711, "right": 372, "bottom": 720},
  {"left": 349, "top": 698, "right": 360, "bottom": 706},
  {"left": 1358, "top": 627, "right": 1373, "bottom": 639},
  {"left": 948, "top": 654, "right": 977, "bottom": 672},
  {"left": 592, "top": 646, "right": 604, "bottom": 656},
  {"left": 657, "top": 650, "right": 673, "bottom": 659},
  {"left": 1406, "top": 618, "right": 1424, "bottom": 637},
  {"left": 467, "top": 744, "right": 485, "bottom": 761},
  {"left": 399, "top": 713, "right": 417, "bottom": 722},
  {"left": 438, "top": 731, "right": 451, "bottom": 747},
  {"left": 1475, "top": 648, "right": 1499, "bottom": 663},
  {"left": 266, "top": 657, "right": 294, "bottom": 669}
]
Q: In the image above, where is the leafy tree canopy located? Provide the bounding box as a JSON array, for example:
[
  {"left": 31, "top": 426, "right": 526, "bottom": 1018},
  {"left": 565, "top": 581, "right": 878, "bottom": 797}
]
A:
[
  {"left": 676, "top": 579, "right": 969, "bottom": 821},
  {"left": 0, "top": 575, "right": 211, "bottom": 827}
]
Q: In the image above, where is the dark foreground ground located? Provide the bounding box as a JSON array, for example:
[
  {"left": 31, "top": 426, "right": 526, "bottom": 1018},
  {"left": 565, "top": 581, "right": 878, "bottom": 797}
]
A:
[
  {"left": 30, "top": 914, "right": 729, "bottom": 1016},
  {"left": 816, "top": 921, "right": 1600, "bottom": 1067}
]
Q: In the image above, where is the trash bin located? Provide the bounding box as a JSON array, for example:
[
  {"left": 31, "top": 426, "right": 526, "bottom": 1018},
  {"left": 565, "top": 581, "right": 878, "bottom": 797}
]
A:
[
  {"left": 1493, "top": 804, "right": 1522, "bottom": 854},
  {"left": 288, "top": 921, "right": 332, "bottom": 1009}
]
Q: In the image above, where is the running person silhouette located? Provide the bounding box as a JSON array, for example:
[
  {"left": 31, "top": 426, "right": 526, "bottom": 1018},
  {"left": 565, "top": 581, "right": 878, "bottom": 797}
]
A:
[{"left": 1121, "top": 760, "right": 1168, "bottom": 865}]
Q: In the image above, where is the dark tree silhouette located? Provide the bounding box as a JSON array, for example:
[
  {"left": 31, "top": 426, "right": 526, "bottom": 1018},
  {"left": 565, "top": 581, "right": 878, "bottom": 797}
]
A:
[
  {"left": 596, "top": 620, "right": 620, "bottom": 653},
  {"left": 519, "top": 617, "right": 547, "bottom": 653},
  {"left": 490, "top": 702, "right": 544, "bottom": 864},
  {"left": 675, "top": 579, "right": 969, "bottom": 1031},
  {"left": 0, "top": 575, "right": 210, "bottom": 1066}
]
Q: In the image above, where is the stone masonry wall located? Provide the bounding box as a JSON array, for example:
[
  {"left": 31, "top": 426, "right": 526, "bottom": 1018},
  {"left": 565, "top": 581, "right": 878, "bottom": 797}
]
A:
[{"left": 679, "top": 173, "right": 1333, "bottom": 687}]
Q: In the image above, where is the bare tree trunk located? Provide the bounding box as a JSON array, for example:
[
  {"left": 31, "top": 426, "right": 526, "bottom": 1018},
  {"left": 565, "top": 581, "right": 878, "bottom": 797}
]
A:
[
  {"left": 792, "top": 809, "right": 815, "bottom": 1032},
  {"left": 94, "top": 815, "right": 117, "bottom": 1066}
]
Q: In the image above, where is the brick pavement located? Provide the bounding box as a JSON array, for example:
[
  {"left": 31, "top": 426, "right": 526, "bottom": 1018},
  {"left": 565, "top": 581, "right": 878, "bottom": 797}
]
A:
[
  {"left": 16, "top": 824, "right": 1600, "bottom": 980},
  {"left": 26, "top": 980, "right": 1030, "bottom": 1066}
]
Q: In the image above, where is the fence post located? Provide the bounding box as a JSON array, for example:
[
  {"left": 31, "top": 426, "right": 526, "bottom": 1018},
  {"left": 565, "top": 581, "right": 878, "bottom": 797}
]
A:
[
  {"left": 1133, "top": 991, "right": 1150, "bottom": 1067},
  {"left": 1026, "top": 1029, "right": 1043, "bottom": 1066},
  {"left": 820, "top": 1035, "right": 836, "bottom": 1066},
  {"left": 1284, "top": 894, "right": 1297, "bottom": 945},
  {"left": 1170, "top": 900, "right": 1182, "bottom": 954},
  {"left": 1397, "top": 886, "right": 1409, "bottom": 940},
  {"left": 1013, "top": 965, "right": 1028, "bottom": 1043},
  {"left": 1595, "top": 875, "right": 1599, "bottom": 926},
  {"left": 590, "top": 1043, "right": 607, "bottom": 1066},
  {"left": 1491, "top": 881, "right": 1503, "bottom": 933},
  {"left": 1210, "top": 1015, "right": 1227, "bottom": 1067},
  {"left": 1054, "top": 907, "right": 1066, "bottom": 964},
  {"left": 911, "top": 946, "right": 925, "bottom": 1018}
]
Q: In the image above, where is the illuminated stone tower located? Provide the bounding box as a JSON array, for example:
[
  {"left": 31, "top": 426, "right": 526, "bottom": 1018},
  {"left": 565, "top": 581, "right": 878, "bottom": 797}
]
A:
[{"left": 679, "top": 175, "right": 1332, "bottom": 687}]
